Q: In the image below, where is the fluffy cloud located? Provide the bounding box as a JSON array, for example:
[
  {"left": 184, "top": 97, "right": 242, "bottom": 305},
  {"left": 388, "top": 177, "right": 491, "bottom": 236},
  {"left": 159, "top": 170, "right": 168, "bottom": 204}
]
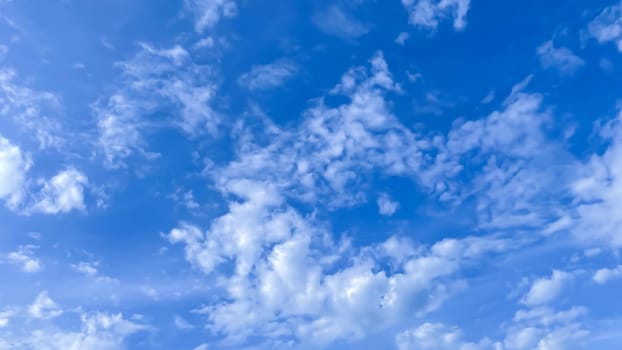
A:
[
  {"left": 29, "top": 291, "right": 63, "bottom": 320},
  {"left": 401, "top": 0, "right": 471, "bottom": 30},
  {"left": 31, "top": 169, "right": 88, "bottom": 214},
  {"left": 7, "top": 245, "right": 40, "bottom": 273},
  {"left": 395, "top": 32, "right": 410, "bottom": 45},
  {"left": 169, "top": 218, "right": 509, "bottom": 346},
  {"left": 522, "top": 270, "right": 572, "bottom": 307},
  {"left": 165, "top": 54, "right": 519, "bottom": 347},
  {"left": 593, "top": 265, "right": 622, "bottom": 284},
  {"left": 238, "top": 59, "right": 298, "bottom": 91},
  {"left": 537, "top": 41, "right": 585, "bottom": 75},
  {"left": 588, "top": 2, "right": 622, "bottom": 51},
  {"left": 377, "top": 193, "right": 399, "bottom": 216},
  {"left": 0, "top": 135, "right": 29, "bottom": 209}
]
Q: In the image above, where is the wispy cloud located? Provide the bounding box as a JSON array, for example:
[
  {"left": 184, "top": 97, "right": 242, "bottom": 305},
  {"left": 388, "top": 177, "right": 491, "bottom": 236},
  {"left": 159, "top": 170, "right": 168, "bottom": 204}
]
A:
[
  {"left": 238, "top": 59, "right": 298, "bottom": 90},
  {"left": 185, "top": 0, "right": 238, "bottom": 33},
  {"left": 312, "top": 5, "right": 369, "bottom": 40},
  {"left": 537, "top": 40, "right": 585, "bottom": 75}
]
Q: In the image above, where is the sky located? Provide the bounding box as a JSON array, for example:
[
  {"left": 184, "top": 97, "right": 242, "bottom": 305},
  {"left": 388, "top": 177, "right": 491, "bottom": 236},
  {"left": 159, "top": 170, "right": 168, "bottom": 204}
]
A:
[{"left": 1, "top": 0, "right": 622, "bottom": 349}]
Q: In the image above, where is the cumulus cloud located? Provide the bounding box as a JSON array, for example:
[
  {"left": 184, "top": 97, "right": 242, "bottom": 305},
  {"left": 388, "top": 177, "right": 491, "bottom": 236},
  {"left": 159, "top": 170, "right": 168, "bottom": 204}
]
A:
[
  {"left": 402, "top": 0, "right": 471, "bottom": 31},
  {"left": 238, "top": 59, "right": 298, "bottom": 90},
  {"left": 185, "top": 0, "right": 238, "bottom": 33},
  {"left": 537, "top": 40, "right": 585, "bottom": 75},
  {"left": 522, "top": 270, "right": 572, "bottom": 307},
  {"left": 31, "top": 169, "right": 88, "bottom": 214},
  {"left": 29, "top": 291, "right": 63, "bottom": 320},
  {"left": 593, "top": 265, "right": 622, "bottom": 284},
  {"left": 169, "top": 219, "right": 509, "bottom": 346},
  {"left": 0, "top": 135, "right": 29, "bottom": 209},
  {"left": 165, "top": 53, "right": 517, "bottom": 347},
  {"left": 7, "top": 245, "right": 40, "bottom": 273}
]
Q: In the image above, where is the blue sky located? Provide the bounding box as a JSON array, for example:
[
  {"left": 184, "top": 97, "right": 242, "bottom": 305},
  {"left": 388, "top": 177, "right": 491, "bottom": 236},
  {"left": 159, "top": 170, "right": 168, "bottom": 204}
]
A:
[{"left": 1, "top": 0, "right": 622, "bottom": 349}]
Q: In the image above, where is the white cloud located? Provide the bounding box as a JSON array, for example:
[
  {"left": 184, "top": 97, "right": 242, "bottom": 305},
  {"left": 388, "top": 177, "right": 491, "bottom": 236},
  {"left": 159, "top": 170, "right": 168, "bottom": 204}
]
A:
[
  {"left": 195, "top": 36, "right": 215, "bottom": 49},
  {"left": 17, "top": 312, "right": 147, "bottom": 350},
  {"left": 423, "top": 80, "right": 576, "bottom": 231},
  {"left": 29, "top": 291, "right": 63, "bottom": 320},
  {"left": 522, "top": 270, "right": 572, "bottom": 307},
  {"left": 395, "top": 32, "right": 410, "bottom": 45},
  {"left": 312, "top": 5, "right": 369, "bottom": 40},
  {"left": 396, "top": 323, "right": 499, "bottom": 350},
  {"left": 502, "top": 302, "right": 589, "bottom": 350},
  {"left": 162, "top": 52, "right": 576, "bottom": 348},
  {"left": 185, "top": 0, "right": 238, "bottom": 33},
  {"left": 402, "top": 0, "right": 471, "bottom": 31},
  {"left": 570, "top": 111, "right": 622, "bottom": 248},
  {"left": 72, "top": 261, "right": 99, "bottom": 277},
  {"left": 0, "top": 135, "right": 29, "bottom": 209},
  {"left": 94, "top": 93, "right": 151, "bottom": 169},
  {"left": 588, "top": 3, "right": 622, "bottom": 51},
  {"left": 170, "top": 215, "right": 507, "bottom": 346},
  {"left": 7, "top": 245, "right": 40, "bottom": 273},
  {"left": 71, "top": 261, "right": 118, "bottom": 284},
  {"left": 513, "top": 306, "right": 588, "bottom": 327},
  {"left": 164, "top": 50, "right": 516, "bottom": 342},
  {"left": 377, "top": 193, "right": 399, "bottom": 216},
  {"left": 593, "top": 265, "right": 622, "bottom": 284},
  {"left": 174, "top": 315, "right": 194, "bottom": 330},
  {"left": 138, "top": 43, "right": 189, "bottom": 65},
  {"left": 238, "top": 59, "right": 298, "bottom": 91},
  {"left": 537, "top": 41, "right": 585, "bottom": 75},
  {"left": 0, "top": 310, "right": 15, "bottom": 329},
  {"left": 95, "top": 43, "right": 220, "bottom": 167},
  {"left": 0, "top": 68, "right": 64, "bottom": 150},
  {"left": 213, "top": 52, "right": 420, "bottom": 208},
  {"left": 32, "top": 169, "right": 88, "bottom": 214}
]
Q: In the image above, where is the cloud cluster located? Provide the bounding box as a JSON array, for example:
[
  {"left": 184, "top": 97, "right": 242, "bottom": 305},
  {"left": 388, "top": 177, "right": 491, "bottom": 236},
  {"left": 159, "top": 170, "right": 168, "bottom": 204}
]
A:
[
  {"left": 0, "top": 294, "right": 147, "bottom": 350},
  {"left": 166, "top": 54, "right": 519, "bottom": 347},
  {"left": 94, "top": 43, "right": 220, "bottom": 168}
]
